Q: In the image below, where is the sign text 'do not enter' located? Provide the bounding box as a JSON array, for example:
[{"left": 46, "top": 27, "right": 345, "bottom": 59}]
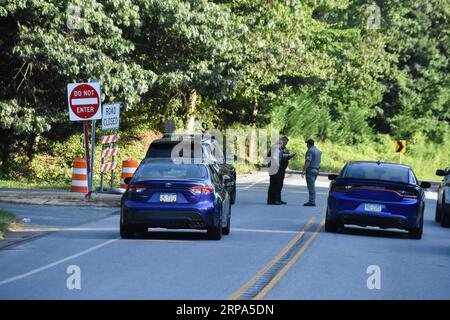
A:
[{"left": 67, "top": 83, "right": 102, "bottom": 121}]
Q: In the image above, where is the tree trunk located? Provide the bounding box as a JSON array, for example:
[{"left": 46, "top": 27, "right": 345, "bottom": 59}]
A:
[
  {"left": 1, "top": 135, "right": 10, "bottom": 175},
  {"left": 248, "top": 126, "right": 257, "bottom": 164},
  {"left": 248, "top": 102, "right": 258, "bottom": 163},
  {"left": 185, "top": 89, "right": 197, "bottom": 133},
  {"left": 251, "top": 101, "right": 258, "bottom": 123},
  {"left": 26, "top": 134, "right": 37, "bottom": 163}
]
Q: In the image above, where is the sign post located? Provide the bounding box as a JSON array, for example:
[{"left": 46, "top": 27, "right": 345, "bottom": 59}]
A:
[
  {"left": 90, "top": 119, "right": 96, "bottom": 194},
  {"left": 100, "top": 103, "right": 120, "bottom": 192},
  {"left": 110, "top": 128, "right": 118, "bottom": 191},
  {"left": 100, "top": 134, "right": 105, "bottom": 192},
  {"left": 83, "top": 121, "right": 91, "bottom": 192},
  {"left": 67, "top": 82, "right": 102, "bottom": 198},
  {"left": 394, "top": 140, "right": 406, "bottom": 164}
]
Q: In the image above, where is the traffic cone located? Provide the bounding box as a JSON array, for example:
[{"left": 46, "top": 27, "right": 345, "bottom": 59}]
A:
[
  {"left": 71, "top": 159, "right": 88, "bottom": 193},
  {"left": 120, "top": 159, "right": 139, "bottom": 192}
]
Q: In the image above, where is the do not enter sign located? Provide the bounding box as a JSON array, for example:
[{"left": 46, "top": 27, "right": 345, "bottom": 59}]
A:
[{"left": 67, "top": 82, "right": 102, "bottom": 121}]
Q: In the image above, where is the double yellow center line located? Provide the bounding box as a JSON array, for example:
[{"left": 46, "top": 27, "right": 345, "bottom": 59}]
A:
[{"left": 228, "top": 216, "right": 325, "bottom": 300}]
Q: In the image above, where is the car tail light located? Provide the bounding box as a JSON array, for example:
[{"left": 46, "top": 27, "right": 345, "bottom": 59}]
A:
[
  {"left": 330, "top": 185, "right": 352, "bottom": 192},
  {"left": 128, "top": 185, "right": 147, "bottom": 193},
  {"left": 398, "top": 190, "right": 419, "bottom": 198},
  {"left": 188, "top": 186, "right": 214, "bottom": 194}
]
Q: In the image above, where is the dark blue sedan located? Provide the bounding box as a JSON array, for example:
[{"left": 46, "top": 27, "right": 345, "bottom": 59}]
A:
[
  {"left": 120, "top": 159, "right": 231, "bottom": 240},
  {"left": 326, "top": 161, "right": 431, "bottom": 239}
]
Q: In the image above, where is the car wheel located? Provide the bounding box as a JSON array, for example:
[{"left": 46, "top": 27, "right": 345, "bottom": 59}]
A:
[
  {"left": 409, "top": 213, "right": 423, "bottom": 239},
  {"left": 120, "top": 223, "right": 135, "bottom": 239},
  {"left": 408, "top": 227, "right": 422, "bottom": 239},
  {"left": 325, "top": 219, "right": 340, "bottom": 233},
  {"left": 325, "top": 208, "right": 341, "bottom": 233},
  {"left": 230, "top": 187, "right": 236, "bottom": 205},
  {"left": 440, "top": 211, "right": 450, "bottom": 228},
  {"left": 223, "top": 209, "right": 231, "bottom": 235},
  {"left": 435, "top": 203, "right": 442, "bottom": 223},
  {"left": 207, "top": 216, "right": 223, "bottom": 240}
]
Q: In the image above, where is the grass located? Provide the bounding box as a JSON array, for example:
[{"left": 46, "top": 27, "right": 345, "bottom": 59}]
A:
[
  {"left": 0, "top": 209, "right": 20, "bottom": 239},
  {"left": 0, "top": 179, "right": 70, "bottom": 190}
]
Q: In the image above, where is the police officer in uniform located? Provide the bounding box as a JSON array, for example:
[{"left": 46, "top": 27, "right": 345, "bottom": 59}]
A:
[
  {"left": 301, "top": 138, "right": 321, "bottom": 207},
  {"left": 267, "top": 136, "right": 295, "bottom": 205}
]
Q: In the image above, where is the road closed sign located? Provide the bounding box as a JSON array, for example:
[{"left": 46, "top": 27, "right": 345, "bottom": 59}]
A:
[
  {"left": 102, "top": 103, "right": 120, "bottom": 130},
  {"left": 67, "top": 82, "right": 102, "bottom": 121}
]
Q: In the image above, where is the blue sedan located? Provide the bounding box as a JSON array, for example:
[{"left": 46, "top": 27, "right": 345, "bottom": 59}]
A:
[
  {"left": 120, "top": 159, "right": 231, "bottom": 240},
  {"left": 326, "top": 161, "right": 431, "bottom": 239}
]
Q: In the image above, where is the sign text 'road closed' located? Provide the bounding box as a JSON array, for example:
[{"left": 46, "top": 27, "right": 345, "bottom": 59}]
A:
[{"left": 102, "top": 103, "right": 120, "bottom": 130}]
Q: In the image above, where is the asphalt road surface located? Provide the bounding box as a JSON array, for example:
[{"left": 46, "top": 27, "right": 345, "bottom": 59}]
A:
[{"left": 0, "top": 172, "right": 449, "bottom": 299}]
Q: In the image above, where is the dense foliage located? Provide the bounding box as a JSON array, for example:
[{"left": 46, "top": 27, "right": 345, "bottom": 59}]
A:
[{"left": 0, "top": 0, "right": 449, "bottom": 177}]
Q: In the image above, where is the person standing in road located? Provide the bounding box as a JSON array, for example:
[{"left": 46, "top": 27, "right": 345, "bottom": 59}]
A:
[
  {"left": 301, "top": 138, "right": 321, "bottom": 207},
  {"left": 267, "top": 136, "right": 295, "bottom": 205}
]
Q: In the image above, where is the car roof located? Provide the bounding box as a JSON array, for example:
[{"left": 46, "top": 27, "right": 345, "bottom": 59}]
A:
[
  {"left": 141, "top": 157, "right": 213, "bottom": 165},
  {"left": 153, "top": 135, "right": 216, "bottom": 145},
  {"left": 346, "top": 161, "right": 412, "bottom": 170},
  {"left": 150, "top": 139, "right": 183, "bottom": 146}
]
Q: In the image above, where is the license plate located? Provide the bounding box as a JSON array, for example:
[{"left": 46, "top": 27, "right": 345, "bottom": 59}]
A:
[
  {"left": 159, "top": 193, "right": 177, "bottom": 203},
  {"left": 364, "top": 203, "right": 382, "bottom": 212}
]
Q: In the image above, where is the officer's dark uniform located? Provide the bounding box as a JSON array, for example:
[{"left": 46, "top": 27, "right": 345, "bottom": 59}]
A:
[{"left": 268, "top": 145, "right": 293, "bottom": 204}]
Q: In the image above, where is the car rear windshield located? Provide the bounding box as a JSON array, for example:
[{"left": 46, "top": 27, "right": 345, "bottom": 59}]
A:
[
  {"left": 146, "top": 142, "right": 202, "bottom": 159},
  {"left": 146, "top": 144, "right": 176, "bottom": 158},
  {"left": 341, "top": 163, "right": 410, "bottom": 184},
  {"left": 134, "top": 163, "right": 208, "bottom": 180}
]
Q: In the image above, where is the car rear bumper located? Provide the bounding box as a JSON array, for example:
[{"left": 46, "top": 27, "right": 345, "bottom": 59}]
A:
[
  {"left": 121, "top": 201, "right": 216, "bottom": 229},
  {"left": 334, "top": 211, "right": 411, "bottom": 230},
  {"left": 328, "top": 194, "right": 422, "bottom": 229}
]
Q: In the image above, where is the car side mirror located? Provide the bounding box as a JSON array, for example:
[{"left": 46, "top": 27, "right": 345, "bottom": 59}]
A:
[
  {"left": 222, "top": 174, "right": 233, "bottom": 186},
  {"left": 436, "top": 169, "right": 445, "bottom": 177},
  {"left": 124, "top": 177, "right": 132, "bottom": 185},
  {"left": 420, "top": 181, "right": 431, "bottom": 189},
  {"left": 328, "top": 174, "right": 338, "bottom": 181}
]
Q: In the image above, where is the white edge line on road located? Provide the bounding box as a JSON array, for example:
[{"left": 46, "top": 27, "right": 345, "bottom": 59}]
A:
[
  {"left": 0, "top": 238, "right": 119, "bottom": 286},
  {"left": 238, "top": 176, "right": 268, "bottom": 190}
]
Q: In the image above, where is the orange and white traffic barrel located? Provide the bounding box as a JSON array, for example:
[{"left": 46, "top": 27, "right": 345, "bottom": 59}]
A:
[
  {"left": 71, "top": 159, "right": 88, "bottom": 193},
  {"left": 120, "top": 159, "right": 138, "bottom": 192}
]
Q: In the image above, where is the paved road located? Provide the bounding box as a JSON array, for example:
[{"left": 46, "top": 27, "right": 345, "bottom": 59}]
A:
[{"left": 0, "top": 172, "right": 449, "bottom": 299}]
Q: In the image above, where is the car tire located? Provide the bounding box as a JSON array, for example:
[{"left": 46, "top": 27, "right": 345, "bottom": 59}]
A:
[
  {"left": 230, "top": 187, "right": 236, "bottom": 205},
  {"left": 440, "top": 211, "right": 450, "bottom": 228},
  {"left": 408, "top": 228, "right": 422, "bottom": 239},
  {"left": 409, "top": 213, "right": 423, "bottom": 239},
  {"left": 223, "top": 209, "right": 231, "bottom": 235},
  {"left": 207, "top": 217, "right": 223, "bottom": 240},
  {"left": 325, "top": 207, "right": 341, "bottom": 233},
  {"left": 325, "top": 219, "right": 340, "bottom": 233},
  {"left": 120, "top": 223, "right": 135, "bottom": 239},
  {"left": 435, "top": 202, "right": 442, "bottom": 223}
]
